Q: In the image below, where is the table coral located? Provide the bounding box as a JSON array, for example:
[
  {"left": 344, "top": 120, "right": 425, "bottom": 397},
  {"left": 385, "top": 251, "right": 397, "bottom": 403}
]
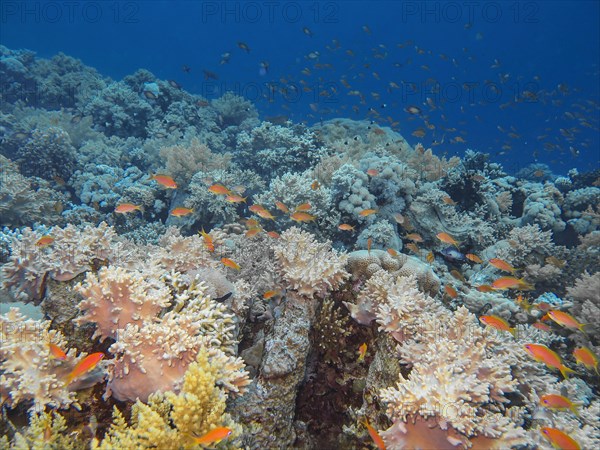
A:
[{"left": 273, "top": 227, "right": 349, "bottom": 298}]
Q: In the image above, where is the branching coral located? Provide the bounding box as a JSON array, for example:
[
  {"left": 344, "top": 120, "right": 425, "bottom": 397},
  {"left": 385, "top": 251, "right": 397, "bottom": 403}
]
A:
[
  {"left": 94, "top": 348, "right": 244, "bottom": 449},
  {"left": 273, "top": 227, "right": 349, "bottom": 298},
  {"left": 16, "top": 127, "right": 78, "bottom": 180}
]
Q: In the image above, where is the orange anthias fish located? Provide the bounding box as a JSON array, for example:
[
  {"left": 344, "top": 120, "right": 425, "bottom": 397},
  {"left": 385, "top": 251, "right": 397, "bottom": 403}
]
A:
[
  {"left": 359, "top": 209, "right": 378, "bottom": 217},
  {"left": 208, "top": 184, "right": 231, "bottom": 195},
  {"left": 294, "top": 202, "right": 312, "bottom": 212},
  {"left": 540, "top": 394, "right": 579, "bottom": 415},
  {"left": 115, "top": 203, "right": 143, "bottom": 214},
  {"left": 250, "top": 205, "right": 276, "bottom": 220},
  {"left": 36, "top": 235, "right": 55, "bottom": 247},
  {"left": 465, "top": 253, "right": 483, "bottom": 264},
  {"left": 489, "top": 258, "right": 518, "bottom": 274},
  {"left": 573, "top": 347, "right": 599, "bottom": 375},
  {"left": 149, "top": 174, "right": 177, "bottom": 189},
  {"left": 479, "top": 315, "right": 516, "bottom": 336},
  {"left": 476, "top": 284, "right": 495, "bottom": 293},
  {"left": 533, "top": 321, "right": 552, "bottom": 332},
  {"left": 523, "top": 344, "right": 575, "bottom": 379},
  {"left": 540, "top": 427, "right": 580, "bottom": 450},
  {"left": 49, "top": 343, "right": 67, "bottom": 360},
  {"left": 170, "top": 207, "right": 194, "bottom": 217},
  {"left": 387, "top": 248, "right": 398, "bottom": 257},
  {"left": 444, "top": 285, "right": 458, "bottom": 299},
  {"left": 266, "top": 231, "right": 280, "bottom": 239},
  {"left": 274, "top": 201, "right": 289, "bottom": 213},
  {"left": 200, "top": 229, "right": 215, "bottom": 252},
  {"left": 338, "top": 224, "right": 355, "bottom": 231},
  {"left": 357, "top": 343, "right": 367, "bottom": 362},
  {"left": 426, "top": 251, "right": 434, "bottom": 263},
  {"left": 221, "top": 258, "right": 241, "bottom": 270},
  {"left": 245, "top": 227, "right": 262, "bottom": 238},
  {"left": 436, "top": 232, "right": 459, "bottom": 247},
  {"left": 547, "top": 310, "right": 586, "bottom": 333},
  {"left": 65, "top": 353, "right": 104, "bottom": 384},
  {"left": 491, "top": 276, "right": 533, "bottom": 291},
  {"left": 290, "top": 211, "right": 316, "bottom": 222},
  {"left": 263, "top": 290, "right": 280, "bottom": 300},
  {"left": 225, "top": 194, "right": 247, "bottom": 203},
  {"left": 363, "top": 419, "right": 386, "bottom": 450},
  {"left": 191, "top": 427, "right": 232, "bottom": 446},
  {"left": 366, "top": 168, "right": 379, "bottom": 177},
  {"left": 404, "top": 233, "right": 423, "bottom": 243}
]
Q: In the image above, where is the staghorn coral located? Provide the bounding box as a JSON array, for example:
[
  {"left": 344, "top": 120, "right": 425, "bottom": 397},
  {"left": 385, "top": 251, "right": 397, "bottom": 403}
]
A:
[
  {"left": 94, "top": 348, "right": 245, "bottom": 450},
  {"left": 252, "top": 170, "right": 340, "bottom": 235},
  {"left": 273, "top": 227, "right": 349, "bottom": 298},
  {"left": 84, "top": 80, "right": 155, "bottom": 138},
  {"left": 0, "top": 308, "right": 105, "bottom": 412}
]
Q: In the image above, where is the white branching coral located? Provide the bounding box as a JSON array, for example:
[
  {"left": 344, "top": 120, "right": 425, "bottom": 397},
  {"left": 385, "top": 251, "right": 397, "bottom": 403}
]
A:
[
  {"left": 273, "top": 227, "right": 349, "bottom": 298},
  {"left": 0, "top": 308, "right": 104, "bottom": 411},
  {"left": 75, "top": 266, "right": 171, "bottom": 340}
]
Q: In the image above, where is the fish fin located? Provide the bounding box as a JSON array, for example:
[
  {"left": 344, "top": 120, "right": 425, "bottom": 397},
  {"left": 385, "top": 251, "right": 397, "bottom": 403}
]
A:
[
  {"left": 509, "top": 327, "right": 517, "bottom": 338},
  {"left": 560, "top": 365, "right": 576, "bottom": 379}
]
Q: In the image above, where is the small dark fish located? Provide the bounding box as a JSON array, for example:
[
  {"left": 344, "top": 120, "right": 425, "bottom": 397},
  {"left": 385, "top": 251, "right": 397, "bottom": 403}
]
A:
[
  {"left": 143, "top": 90, "right": 157, "bottom": 100},
  {"left": 182, "top": 65, "right": 191, "bottom": 73},
  {"left": 237, "top": 41, "right": 251, "bottom": 53},
  {"left": 404, "top": 105, "right": 422, "bottom": 115},
  {"left": 303, "top": 27, "right": 313, "bottom": 37},
  {"left": 439, "top": 247, "right": 467, "bottom": 264},
  {"left": 215, "top": 292, "right": 233, "bottom": 302},
  {"left": 70, "top": 114, "right": 83, "bottom": 124},
  {"left": 478, "top": 303, "right": 493, "bottom": 316},
  {"left": 203, "top": 69, "right": 218, "bottom": 80},
  {"left": 168, "top": 80, "right": 181, "bottom": 89}
]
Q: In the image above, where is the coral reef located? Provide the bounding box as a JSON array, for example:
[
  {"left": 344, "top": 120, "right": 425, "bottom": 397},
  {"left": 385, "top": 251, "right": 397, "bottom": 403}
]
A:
[
  {"left": 94, "top": 348, "right": 245, "bottom": 449},
  {"left": 273, "top": 227, "right": 349, "bottom": 298}
]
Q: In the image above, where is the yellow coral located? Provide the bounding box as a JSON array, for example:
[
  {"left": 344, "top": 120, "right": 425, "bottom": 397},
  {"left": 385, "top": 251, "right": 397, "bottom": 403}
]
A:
[
  {"left": 3, "top": 411, "right": 83, "bottom": 450},
  {"left": 93, "top": 348, "right": 244, "bottom": 450}
]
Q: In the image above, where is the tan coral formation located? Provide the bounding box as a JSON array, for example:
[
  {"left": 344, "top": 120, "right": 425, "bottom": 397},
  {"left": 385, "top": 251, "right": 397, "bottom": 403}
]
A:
[
  {"left": 273, "top": 227, "right": 349, "bottom": 297},
  {"left": 0, "top": 308, "right": 105, "bottom": 411},
  {"left": 1, "top": 222, "right": 127, "bottom": 302},
  {"left": 93, "top": 348, "right": 244, "bottom": 450}
]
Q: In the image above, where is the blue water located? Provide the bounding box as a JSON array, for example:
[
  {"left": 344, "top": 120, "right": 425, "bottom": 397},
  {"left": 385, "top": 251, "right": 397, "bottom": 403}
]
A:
[{"left": 2, "top": 0, "right": 599, "bottom": 173}]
